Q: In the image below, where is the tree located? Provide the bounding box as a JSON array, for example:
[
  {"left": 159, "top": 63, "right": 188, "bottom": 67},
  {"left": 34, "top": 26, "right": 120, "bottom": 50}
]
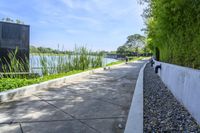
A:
[
  {"left": 117, "top": 34, "right": 146, "bottom": 56},
  {"left": 1, "top": 17, "right": 14, "bottom": 23},
  {"left": 16, "top": 19, "right": 24, "bottom": 24},
  {"left": 141, "top": 0, "right": 200, "bottom": 68},
  {"left": 125, "top": 34, "right": 145, "bottom": 50},
  {"left": 1, "top": 17, "right": 24, "bottom": 24},
  {"left": 117, "top": 46, "right": 127, "bottom": 55}
]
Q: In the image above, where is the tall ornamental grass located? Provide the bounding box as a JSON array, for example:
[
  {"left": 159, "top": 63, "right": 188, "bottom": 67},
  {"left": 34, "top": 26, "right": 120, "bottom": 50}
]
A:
[
  {"left": 0, "top": 48, "right": 29, "bottom": 78},
  {"left": 0, "top": 46, "right": 103, "bottom": 77},
  {"left": 38, "top": 46, "right": 103, "bottom": 76}
]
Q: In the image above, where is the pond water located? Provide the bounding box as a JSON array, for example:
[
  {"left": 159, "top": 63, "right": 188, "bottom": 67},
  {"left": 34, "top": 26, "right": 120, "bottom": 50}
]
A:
[{"left": 30, "top": 55, "right": 117, "bottom": 74}]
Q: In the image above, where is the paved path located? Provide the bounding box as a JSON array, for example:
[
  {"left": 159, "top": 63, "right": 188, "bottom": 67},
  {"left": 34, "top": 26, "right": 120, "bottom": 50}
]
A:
[{"left": 0, "top": 60, "right": 146, "bottom": 133}]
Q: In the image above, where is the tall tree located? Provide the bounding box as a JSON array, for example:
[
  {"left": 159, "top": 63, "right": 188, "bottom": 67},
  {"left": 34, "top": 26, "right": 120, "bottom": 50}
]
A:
[
  {"left": 117, "top": 34, "right": 146, "bottom": 55},
  {"left": 125, "top": 34, "right": 146, "bottom": 51}
]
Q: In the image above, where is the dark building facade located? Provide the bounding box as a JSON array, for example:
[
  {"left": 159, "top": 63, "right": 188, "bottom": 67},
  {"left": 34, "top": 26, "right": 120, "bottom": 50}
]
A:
[{"left": 0, "top": 22, "right": 30, "bottom": 72}]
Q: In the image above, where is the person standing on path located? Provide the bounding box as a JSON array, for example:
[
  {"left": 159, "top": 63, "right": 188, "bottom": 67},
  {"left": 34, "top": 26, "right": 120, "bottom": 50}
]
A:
[{"left": 125, "top": 56, "right": 128, "bottom": 64}]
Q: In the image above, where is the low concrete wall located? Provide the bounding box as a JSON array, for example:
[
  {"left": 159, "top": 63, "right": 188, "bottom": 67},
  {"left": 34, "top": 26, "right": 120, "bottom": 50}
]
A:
[
  {"left": 153, "top": 60, "right": 200, "bottom": 124},
  {"left": 124, "top": 63, "right": 146, "bottom": 133}
]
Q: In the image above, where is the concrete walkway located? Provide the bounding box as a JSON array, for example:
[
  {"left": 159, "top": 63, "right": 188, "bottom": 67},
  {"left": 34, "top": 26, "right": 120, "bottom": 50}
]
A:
[{"left": 0, "top": 60, "right": 146, "bottom": 133}]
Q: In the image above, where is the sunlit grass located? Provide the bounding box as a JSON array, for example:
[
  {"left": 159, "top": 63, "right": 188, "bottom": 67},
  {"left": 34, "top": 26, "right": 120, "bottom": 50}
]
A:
[{"left": 106, "top": 57, "right": 145, "bottom": 66}]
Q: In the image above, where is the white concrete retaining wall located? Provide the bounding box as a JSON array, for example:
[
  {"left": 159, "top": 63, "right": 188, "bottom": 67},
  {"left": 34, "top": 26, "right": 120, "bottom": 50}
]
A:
[{"left": 153, "top": 60, "right": 200, "bottom": 124}]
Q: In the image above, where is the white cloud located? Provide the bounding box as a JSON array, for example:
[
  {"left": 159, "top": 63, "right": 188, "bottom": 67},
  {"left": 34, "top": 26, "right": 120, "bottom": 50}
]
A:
[
  {"left": 61, "top": 0, "right": 74, "bottom": 8},
  {"left": 67, "top": 15, "right": 101, "bottom": 26},
  {"left": 65, "top": 29, "right": 88, "bottom": 35},
  {"left": 60, "top": 0, "right": 93, "bottom": 12}
]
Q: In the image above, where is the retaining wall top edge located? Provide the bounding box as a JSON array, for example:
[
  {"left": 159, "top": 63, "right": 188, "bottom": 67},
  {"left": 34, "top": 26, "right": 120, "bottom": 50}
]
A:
[{"left": 153, "top": 59, "right": 200, "bottom": 72}]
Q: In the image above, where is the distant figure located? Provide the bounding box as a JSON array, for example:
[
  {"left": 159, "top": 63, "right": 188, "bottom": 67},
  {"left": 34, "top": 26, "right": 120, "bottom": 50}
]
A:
[{"left": 125, "top": 56, "right": 128, "bottom": 64}]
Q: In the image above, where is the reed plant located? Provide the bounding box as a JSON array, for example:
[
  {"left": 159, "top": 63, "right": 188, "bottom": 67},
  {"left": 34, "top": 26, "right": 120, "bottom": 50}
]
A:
[
  {"left": 39, "top": 54, "right": 48, "bottom": 76},
  {"left": 0, "top": 48, "right": 29, "bottom": 78},
  {"left": 36, "top": 46, "right": 103, "bottom": 76}
]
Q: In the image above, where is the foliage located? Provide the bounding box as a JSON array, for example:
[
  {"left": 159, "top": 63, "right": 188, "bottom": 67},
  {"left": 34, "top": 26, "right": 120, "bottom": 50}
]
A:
[
  {"left": 0, "top": 56, "right": 145, "bottom": 92},
  {"left": 0, "top": 57, "right": 143, "bottom": 92},
  {"left": 117, "top": 34, "right": 150, "bottom": 56},
  {"left": 30, "top": 45, "right": 106, "bottom": 56},
  {"left": 0, "top": 46, "right": 103, "bottom": 77},
  {"left": 0, "top": 48, "right": 29, "bottom": 76},
  {"left": 0, "top": 70, "right": 83, "bottom": 92},
  {"left": 37, "top": 46, "right": 103, "bottom": 76},
  {"left": 142, "top": 0, "right": 200, "bottom": 69},
  {"left": 0, "top": 45, "right": 104, "bottom": 91},
  {"left": 106, "top": 60, "right": 124, "bottom": 66},
  {"left": 106, "top": 57, "right": 145, "bottom": 66},
  {"left": 30, "top": 46, "right": 68, "bottom": 54},
  {"left": 1, "top": 17, "right": 24, "bottom": 24}
]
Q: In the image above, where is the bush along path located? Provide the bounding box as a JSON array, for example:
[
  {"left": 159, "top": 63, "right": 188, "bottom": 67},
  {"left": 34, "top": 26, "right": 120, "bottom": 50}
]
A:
[{"left": 143, "top": 63, "right": 200, "bottom": 132}]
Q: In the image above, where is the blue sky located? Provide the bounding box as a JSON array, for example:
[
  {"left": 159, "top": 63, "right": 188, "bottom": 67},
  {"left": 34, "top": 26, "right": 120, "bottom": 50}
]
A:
[{"left": 0, "top": 0, "right": 145, "bottom": 51}]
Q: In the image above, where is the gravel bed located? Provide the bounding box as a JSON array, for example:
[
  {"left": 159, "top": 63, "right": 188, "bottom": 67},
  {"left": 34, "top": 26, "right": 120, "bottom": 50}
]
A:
[{"left": 143, "top": 63, "right": 200, "bottom": 132}]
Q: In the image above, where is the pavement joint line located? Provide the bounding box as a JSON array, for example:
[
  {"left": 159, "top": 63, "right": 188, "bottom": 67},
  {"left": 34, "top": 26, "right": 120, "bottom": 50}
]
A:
[
  {"left": 33, "top": 94, "right": 101, "bottom": 133},
  {"left": 68, "top": 91, "right": 131, "bottom": 107},
  {"left": 19, "top": 123, "right": 24, "bottom": 133},
  {"left": 94, "top": 98, "right": 127, "bottom": 108},
  {"left": 33, "top": 94, "right": 127, "bottom": 109},
  {"left": 0, "top": 117, "right": 127, "bottom": 125},
  {"left": 77, "top": 116, "right": 126, "bottom": 121},
  {"left": 65, "top": 86, "right": 133, "bottom": 96},
  {"left": 0, "top": 60, "right": 146, "bottom": 132},
  {"left": 0, "top": 119, "right": 74, "bottom": 125}
]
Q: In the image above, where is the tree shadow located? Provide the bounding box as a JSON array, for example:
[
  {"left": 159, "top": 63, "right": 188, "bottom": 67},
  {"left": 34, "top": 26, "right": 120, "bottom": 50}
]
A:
[{"left": 0, "top": 60, "right": 146, "bottom": 133}]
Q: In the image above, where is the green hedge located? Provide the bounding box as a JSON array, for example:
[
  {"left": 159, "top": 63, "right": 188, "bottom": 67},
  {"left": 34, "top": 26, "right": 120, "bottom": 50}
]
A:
[{"left": 147, "top": 0, "right": 200, "bottom": 69}]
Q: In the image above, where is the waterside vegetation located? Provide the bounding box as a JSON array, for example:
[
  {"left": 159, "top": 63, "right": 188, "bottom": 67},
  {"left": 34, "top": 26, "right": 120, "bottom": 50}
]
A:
[
  {"left": 0, "top": 46, "right": 146, "bottom": 91},
  {"left": 0, "top": 46, "right": 104, "bottom": 91}
]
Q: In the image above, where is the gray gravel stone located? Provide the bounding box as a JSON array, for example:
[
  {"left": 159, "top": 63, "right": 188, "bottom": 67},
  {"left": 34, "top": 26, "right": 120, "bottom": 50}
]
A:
[{"left": 144, "top": 63, "right": 200, "bottom": 132}]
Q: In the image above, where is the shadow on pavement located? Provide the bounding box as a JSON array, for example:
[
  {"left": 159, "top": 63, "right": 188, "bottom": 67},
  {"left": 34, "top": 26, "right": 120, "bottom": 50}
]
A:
[{"left": 0, "top": 60, "right": 146, "bottom": 133}]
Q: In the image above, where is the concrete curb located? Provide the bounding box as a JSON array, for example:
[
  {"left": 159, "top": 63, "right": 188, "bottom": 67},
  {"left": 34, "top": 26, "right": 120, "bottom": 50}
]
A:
[
  {"left": 0, "top": 59, "right": 142, "bottom": 103},
  {"left": 124, "top": 62, "right": 147, "bottom": 133}
]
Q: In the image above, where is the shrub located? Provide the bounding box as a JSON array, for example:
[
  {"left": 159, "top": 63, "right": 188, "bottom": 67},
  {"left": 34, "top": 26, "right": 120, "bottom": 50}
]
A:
[{"left": 145, "top": 0, "right": 200, "bottom": 69}]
